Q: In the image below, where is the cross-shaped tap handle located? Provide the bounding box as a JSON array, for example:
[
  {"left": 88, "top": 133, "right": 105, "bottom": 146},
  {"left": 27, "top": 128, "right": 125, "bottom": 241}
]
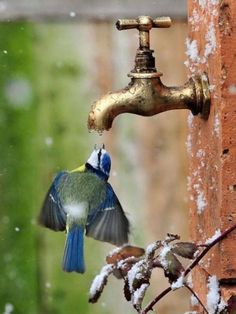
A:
[{"left": 116, "top": 16, "right": 171, "bottom": 50}]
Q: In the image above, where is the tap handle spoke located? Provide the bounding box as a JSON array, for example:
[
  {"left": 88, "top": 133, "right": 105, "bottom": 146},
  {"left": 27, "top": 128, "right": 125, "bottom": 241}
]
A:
[{"left": 116, "top": 16, "right": 171, "bottom": 50}]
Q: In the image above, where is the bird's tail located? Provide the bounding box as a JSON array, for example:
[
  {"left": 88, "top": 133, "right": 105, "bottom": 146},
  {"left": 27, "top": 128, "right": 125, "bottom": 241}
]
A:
[{"left": 62, "top": 225, "right": 85, "bottom": 273}]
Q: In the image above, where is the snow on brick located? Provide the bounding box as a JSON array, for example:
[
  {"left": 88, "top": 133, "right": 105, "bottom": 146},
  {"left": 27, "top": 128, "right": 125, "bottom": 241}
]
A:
[
  {"left": 185, "top": 38, "right": 200, "bottom": 63},
  {"left": 199, "top": 0, "right": 206, "bottom": 9},
  {"left": 204, "top": 21, "right": 217, "bottom": 58},
  {"left": 205, "top": 229, "right": 221, "bottom": 245},
  {"left": 228, "top": 84, "right": 236, "bottom": 95},
  {"left": 206, "top": 275, "right": 226, "bottom": 314},
  {"left": 214, "top": 113, "right": 220, "bottom": 137},
  {"left": 196, "top": 190, "right": 207, "bottom": 214}
]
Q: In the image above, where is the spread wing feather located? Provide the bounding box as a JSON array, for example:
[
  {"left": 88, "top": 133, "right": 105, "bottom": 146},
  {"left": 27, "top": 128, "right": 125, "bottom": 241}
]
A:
[
  {"left": 38, "top": 171, "right": 67, "bottom": 231},
  {"left": 86, "top": 183, "right": 130, "bottom": 246}
]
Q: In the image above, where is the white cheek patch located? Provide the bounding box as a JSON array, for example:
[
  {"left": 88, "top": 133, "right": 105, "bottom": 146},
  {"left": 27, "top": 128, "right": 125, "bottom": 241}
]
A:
[
  {"left": 87, "top": 148, "right": 109, "bottom": 172},
  {"left": 64, "top": 202, "right": 87, "bottom": 219},
  {"left": 87, "top": 150, "right": 99, "bottom": 169}
]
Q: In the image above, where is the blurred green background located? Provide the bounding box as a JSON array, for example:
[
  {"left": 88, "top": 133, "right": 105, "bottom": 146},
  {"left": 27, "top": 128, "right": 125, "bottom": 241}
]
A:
[
  {"left": 0, "top": 21, "right": 145, "bottom": 314},
  {"left": 0, "top": 2, "right": 190, "bottom": 313}
]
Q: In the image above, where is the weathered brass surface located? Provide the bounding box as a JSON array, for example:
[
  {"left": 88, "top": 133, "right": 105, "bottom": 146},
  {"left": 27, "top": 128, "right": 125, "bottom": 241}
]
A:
[
  {"left": 87, "top": 16, "right": 211, "bottom": 132},
  {"left": 88, "top": 75, "right": 210, "bottom": 131}
]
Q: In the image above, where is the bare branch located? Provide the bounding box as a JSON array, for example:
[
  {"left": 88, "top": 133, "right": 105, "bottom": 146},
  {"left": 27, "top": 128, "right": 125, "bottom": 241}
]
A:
[{"left": 184, "top": 283, "right": 209, "bottom": 314}]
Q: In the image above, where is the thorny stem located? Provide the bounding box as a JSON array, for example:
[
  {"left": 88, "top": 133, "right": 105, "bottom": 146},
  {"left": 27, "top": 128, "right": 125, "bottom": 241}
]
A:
[
  {"left": 141, "top": 223, "right": 236, "bottom": 314},
  {"left": 184, "top": 284, "right": 209, "bottom": 314}
]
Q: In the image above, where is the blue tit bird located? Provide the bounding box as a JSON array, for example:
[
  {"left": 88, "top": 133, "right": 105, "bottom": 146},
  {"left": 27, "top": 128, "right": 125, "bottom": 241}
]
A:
[{"left": 38, "top": 146, "right": 130, "bottom": 274}]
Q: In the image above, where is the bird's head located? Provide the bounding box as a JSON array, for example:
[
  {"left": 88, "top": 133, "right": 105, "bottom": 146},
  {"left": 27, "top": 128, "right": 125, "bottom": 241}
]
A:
[{"left": 86, "top": 146, "right": 111, "bottom": 179}]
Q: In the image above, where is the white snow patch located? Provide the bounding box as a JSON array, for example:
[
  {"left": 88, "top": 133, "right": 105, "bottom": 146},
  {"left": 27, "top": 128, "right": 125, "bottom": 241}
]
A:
[
  {"left": 218, "top": 298, "right": 227, "bottom": 313},
  {"left": 205, "top": 229, "right": 221, "bottom": 245},
  {"left": 3, "top": 303, "right": 14, "bottom": 314},
  {"left": 187, "top": 273, "right": 193, "bottom": 288},
  {"left": 228, "top": 84, "right": 236, "bottom": 95},
  {"left": 191, "top": 294, "right": 199, "bottom": 306},
  {"left": 207, "top": 275, "right": 220, "bottom": 314},
  {"left": 186, "top": 134, "right": 192, "bottom": 155},
  {"left": 185, "top": 38, "right": 200, "bottom": 63},
  {"left": 159, "top": 245, "right": 171, "bottom": 269},
  {"left": 196, "top": 149, "right": 205, "bottom": 158},
  {"left": 204, "top": 21, "right": 217, "bottom": 58},
  {"left": 199, "top": 0, "right": 206, "bottom": 8},
  {"left": 209, "top": 84, "right": 216, "bottom": 92},
  {"left": 171, "top": 274, "right": 184, "bottom": 290},
  {"left": 210, "top": 0, "right": 219, "bottom": 4},
  {"left": 127, "top": 260, "right": 146, "bottom": 292},
  {"left": 89, "top": 264, "right": 113, "bottom": 297},
  {"left": 214, "top": 113, "right": 220, "bottom": 137},
  {"left": 65, "top": 202, "right": 87, "bottom": 219},
  {"left": 146, "top": 242, "right": 159, "bottom": 256},
  {"left": 200, "top": 161, "right": 205, "bottom": 168},
  {"left": 187, "top": 176, "right": 191, "bottom": 192},
  {"left": 189, "top": 9, "right": 201, "bottom": 31},
  {"left": 107, "top": 246, "right": 123, "bottom": 257},
  {"left": 196, "top": 191, "right": 207, "bottom": 214},
  {"left": 132, "top": 283, "right": 149, "bottom": 308},
  {"left": 187, "top": 112, "right": 194, "bottom": 128}
]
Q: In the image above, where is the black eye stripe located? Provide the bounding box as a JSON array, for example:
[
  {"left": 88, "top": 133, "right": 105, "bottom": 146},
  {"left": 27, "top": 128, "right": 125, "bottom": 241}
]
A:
[{"left": 98, "top": 149, "right": 102, "bottom": 169}]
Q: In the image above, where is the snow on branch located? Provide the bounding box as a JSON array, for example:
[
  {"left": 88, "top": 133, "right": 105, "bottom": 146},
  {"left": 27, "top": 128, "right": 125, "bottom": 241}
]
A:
[{"left": 88, "top": 224, "right": 236, "bottom": 313}]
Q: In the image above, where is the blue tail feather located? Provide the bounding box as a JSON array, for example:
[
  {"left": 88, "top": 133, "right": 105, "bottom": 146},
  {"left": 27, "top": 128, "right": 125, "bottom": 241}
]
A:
[{"left": 62, "top": 225, "right": 85, "bottom": 273}]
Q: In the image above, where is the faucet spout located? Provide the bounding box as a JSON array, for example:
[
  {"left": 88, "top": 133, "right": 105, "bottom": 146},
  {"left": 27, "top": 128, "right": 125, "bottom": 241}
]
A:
[{"left": 87, "top": 74, "right": 210, "bottom": 131}]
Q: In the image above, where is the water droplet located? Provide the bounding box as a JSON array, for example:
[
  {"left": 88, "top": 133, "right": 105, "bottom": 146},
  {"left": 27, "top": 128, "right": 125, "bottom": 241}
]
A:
[{"left": 14, "top": 227, "right": 20, "bottom": 232}]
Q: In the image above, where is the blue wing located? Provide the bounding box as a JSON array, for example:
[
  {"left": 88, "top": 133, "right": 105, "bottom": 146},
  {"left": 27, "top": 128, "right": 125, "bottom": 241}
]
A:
[
  {"left": 86, "top": 183, "right": 130, "bottom": 246},
  {"left": 38, "top": 171, "right": 67, "bottom": 231}
]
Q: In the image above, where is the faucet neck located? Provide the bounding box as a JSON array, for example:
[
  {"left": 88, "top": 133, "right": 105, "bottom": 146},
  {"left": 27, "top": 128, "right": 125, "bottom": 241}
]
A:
[
  {"left": 132, "top": 48, "right": 156, "bottom": 73},
  {"left": 129, "top": 48, "right": 163, "bottom": 78}
]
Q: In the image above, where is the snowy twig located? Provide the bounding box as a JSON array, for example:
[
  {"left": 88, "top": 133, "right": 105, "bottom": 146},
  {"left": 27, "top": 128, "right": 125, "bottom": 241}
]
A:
[
  {"left": 184, "top": 223, "right": 236, "bottom": 277},
  {"left": 141, "top": 223, "right": 236, "bottom": 314}
]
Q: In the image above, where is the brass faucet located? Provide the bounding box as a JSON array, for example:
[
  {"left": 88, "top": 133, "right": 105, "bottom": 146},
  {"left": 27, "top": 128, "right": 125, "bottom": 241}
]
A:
[{"left": 88, "top": 16, "right": 210, "bottom": 132}]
